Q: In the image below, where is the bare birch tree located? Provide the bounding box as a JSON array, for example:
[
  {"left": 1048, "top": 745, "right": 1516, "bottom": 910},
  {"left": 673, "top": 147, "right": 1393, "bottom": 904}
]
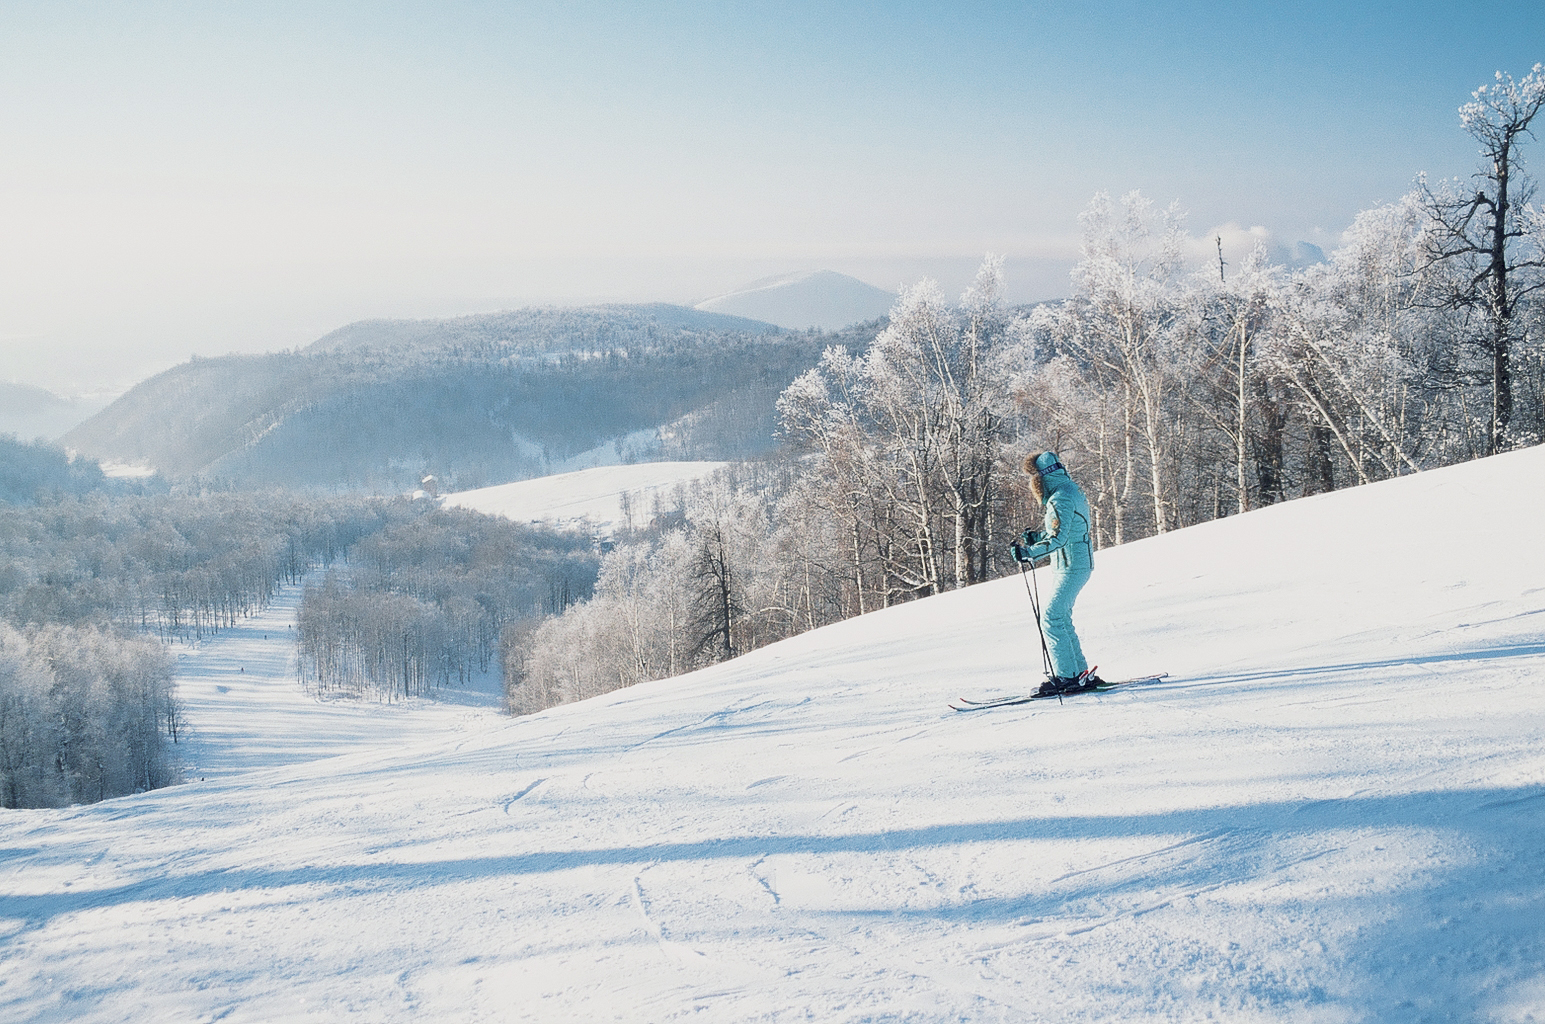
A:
[{"left": 1422, "top": 63, "right": 1545, "bottom": 453}]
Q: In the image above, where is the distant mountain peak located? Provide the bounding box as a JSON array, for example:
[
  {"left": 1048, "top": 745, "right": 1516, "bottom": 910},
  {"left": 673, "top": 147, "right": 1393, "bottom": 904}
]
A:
[
  {"left": 1287, "top": 241, "right": 1327, "bottom": 267},
  {"left": 695, "top": 271, "right": 895, "bottom": 331},
  {"left": 714, "top": 270, "right": 848, "bottom": 294}
]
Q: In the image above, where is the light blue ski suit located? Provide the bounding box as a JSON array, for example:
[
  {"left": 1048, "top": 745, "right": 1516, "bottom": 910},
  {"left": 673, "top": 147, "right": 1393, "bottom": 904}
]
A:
[{"left": 1020, "top": 458, "right": 1094, "bottom": 679}]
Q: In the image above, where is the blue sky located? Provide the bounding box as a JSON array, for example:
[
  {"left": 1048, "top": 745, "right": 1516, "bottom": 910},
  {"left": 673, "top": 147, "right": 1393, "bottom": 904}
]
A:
[{"left": 1, "top": 1, "right": 1541, "bottom": 390}]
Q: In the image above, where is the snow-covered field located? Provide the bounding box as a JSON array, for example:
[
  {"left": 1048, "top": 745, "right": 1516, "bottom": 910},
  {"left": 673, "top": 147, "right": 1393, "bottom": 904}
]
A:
[
  {"left": 4, "top": 447, "right": 1545, "bottom": 1022},
  {"left": 443, "top": 460, "right": 727, "bottom": 535}
]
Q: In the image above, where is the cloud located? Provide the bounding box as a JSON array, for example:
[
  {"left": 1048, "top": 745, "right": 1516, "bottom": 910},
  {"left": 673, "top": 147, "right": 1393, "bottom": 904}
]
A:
[{"left": 1196, "top": 221, "right": 1327, "bottom": 272}]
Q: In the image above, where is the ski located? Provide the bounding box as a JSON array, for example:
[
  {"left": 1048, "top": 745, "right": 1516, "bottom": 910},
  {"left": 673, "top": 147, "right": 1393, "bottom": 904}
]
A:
[
  {"left": 949, "top": 673, "right": 1168, "bottom": 712},
  {"left": 949, "top": 694, "right": 1037, "bottom": 711}
]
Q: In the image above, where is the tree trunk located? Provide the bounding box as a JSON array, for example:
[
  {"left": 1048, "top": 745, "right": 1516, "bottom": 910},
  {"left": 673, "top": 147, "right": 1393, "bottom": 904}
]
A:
[
  {"left": 1489, "top": 137, "right": 1514, "bottom": 454},
  {"left": 1305, "top": 423, "right": 1336, "bottom": 495},
  {"left": 1236, "top": 318, "right": 1250, "bottom": 514}
]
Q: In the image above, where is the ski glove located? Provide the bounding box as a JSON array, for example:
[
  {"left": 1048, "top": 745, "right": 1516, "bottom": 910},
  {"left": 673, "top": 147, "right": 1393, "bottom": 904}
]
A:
[{"left": 1012, "top": 529, "right": 1044, "bottom": 562}]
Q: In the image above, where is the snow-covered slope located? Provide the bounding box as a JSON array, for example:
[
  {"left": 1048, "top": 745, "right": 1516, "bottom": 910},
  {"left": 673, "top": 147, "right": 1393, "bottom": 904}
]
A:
[
  {"left": 4, "top": 448, "right": 1545, "bottom": 1022},
  {"left": 695, "top": 270, "right": 896, "bottom": 330},
  {"left": 443, "top": 461, "right": 727, "bottom": 535}
]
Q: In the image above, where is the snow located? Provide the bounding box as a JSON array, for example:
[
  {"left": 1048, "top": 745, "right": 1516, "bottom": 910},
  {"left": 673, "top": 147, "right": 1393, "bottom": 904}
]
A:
[
  {"left": 442, "top": 460, "right": 727, "bottom": 535},
  {"left": 96, "top": 460, "right": 159, "bottom": 479},
  {"left": 4, "top": 447, "right": 1545, "bottom": 1022}
]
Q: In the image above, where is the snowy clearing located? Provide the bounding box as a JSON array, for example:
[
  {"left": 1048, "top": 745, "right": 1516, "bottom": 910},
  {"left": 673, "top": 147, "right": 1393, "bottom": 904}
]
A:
[
  {"left": 171, "top": 583, "right": 501, "bottom": 782},
  {"left": 442, "top": 460, "right": 727, "bottom": 535},
  {"left": 96, "top": 460, "right": 159, "bottom": 479},
  {"left": 3, "top": 447, "right": 1544, "bottom": 1022}
]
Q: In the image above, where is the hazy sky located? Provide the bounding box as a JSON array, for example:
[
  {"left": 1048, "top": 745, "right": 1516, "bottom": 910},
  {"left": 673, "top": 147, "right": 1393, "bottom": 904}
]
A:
[{"left": 1, "top": 1, "right": 1541, "bottom": 392}]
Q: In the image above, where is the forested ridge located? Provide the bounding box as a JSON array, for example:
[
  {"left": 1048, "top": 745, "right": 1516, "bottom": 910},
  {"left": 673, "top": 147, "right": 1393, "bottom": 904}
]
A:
[
  {"left": 205, "top": 334, "right": 839, "bottom": 491},
  {"left": 305, "top": 302, "right": 780, "bottom": 357},
  {"left": 63, "top": 309, "right": 851, "bottom": 492}
]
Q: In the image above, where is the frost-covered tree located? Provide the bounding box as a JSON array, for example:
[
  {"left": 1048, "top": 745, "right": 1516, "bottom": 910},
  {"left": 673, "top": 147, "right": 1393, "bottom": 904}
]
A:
[
  {"left": 1422, "top": 63, "right": 1545, "bottom": 453},
  {"left": 1031, "top": 192, "right": 1191, "bottom": 536},
  {"left": 0, "top": 622, "right": 177, "bottom": 808},
  {"left": 779, "top": 256, "right": 1021, "bottom": 599},
  {"left": 1194, "top": 244, "right": 1284, "bottom": 514},
  {"left": 1265, "top": 198, "right": 1434, "bottom": 485},
  {"left": 505, "top": 475, "right": 762, "bottom": 713},
  {"left": 296, "top": 507, "right": 597, "bottom": 700},
  {"left": 777, "top": 345, "right": 892, "bottom": 610},
  {"left": 685, "top": 484, "right": 750, "bottom": 662}
]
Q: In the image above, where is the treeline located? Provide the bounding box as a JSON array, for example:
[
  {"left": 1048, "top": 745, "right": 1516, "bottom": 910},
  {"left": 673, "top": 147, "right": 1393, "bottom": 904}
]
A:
[
  {"left": 0, "top": 491, "right": 391, "bottom": 641},
  {"left": 308, "top": 303, "right": 782, "bottom": 360},
  {"left": 296, "top": 506, "right": 598, "bottom": 700}
]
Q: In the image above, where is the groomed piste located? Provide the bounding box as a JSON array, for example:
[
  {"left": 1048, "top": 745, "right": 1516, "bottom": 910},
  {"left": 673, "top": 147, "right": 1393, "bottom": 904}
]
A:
[{"left": 3, "top": 447, "right": 1544, "bottom": 1022}]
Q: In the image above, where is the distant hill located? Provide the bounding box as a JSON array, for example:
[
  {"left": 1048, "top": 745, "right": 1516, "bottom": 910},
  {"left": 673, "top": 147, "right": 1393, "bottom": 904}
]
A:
[
  {"left": 62, "top": 308, "right": 880, "bottom": 492},
  {"left": 308, "top": 303, "right": 780, "bottom": 356},
  {"left": 0, "top": 382, "right": 108, "bottom": 441},
  {"left": 694, "top": 271, "right": 895, "bottom": 331}
]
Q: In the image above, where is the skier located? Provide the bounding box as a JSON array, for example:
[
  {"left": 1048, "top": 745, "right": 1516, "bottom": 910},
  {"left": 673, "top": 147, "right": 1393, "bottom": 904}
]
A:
[{"left": 1010, "top": 451, "right": 1104, "bottom": 697}]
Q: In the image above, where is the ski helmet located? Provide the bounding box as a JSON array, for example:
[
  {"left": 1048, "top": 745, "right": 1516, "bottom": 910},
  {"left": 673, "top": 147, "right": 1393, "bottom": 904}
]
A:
[{"left": 1032, "top": 451, "right": 1065, "bottom": 475}]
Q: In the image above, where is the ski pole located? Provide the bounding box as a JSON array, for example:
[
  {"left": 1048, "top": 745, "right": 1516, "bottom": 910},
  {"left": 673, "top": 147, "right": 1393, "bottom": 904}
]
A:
[{"left": 1020, "top": 559, "right": 1054, "bottom": 679}]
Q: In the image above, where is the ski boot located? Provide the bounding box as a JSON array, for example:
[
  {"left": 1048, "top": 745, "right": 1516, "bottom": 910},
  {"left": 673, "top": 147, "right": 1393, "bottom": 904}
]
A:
[{"left": 1035, "top": 675, "right": 1082, "bottom": 698}]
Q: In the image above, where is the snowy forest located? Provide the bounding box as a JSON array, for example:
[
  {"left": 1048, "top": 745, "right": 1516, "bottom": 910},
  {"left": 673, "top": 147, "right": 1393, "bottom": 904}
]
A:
[
  {"left": 0, "top": 487, "right": 383, "bottom": 807},
  {"left": 295, "top": 507, "right": 597, "bottom": 701},
  {"left": 0, "top": 483, "right": 598, "bottom": 806},
  {"left": 507, "top": 69, "right": 1545, "bottom": 713}
]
